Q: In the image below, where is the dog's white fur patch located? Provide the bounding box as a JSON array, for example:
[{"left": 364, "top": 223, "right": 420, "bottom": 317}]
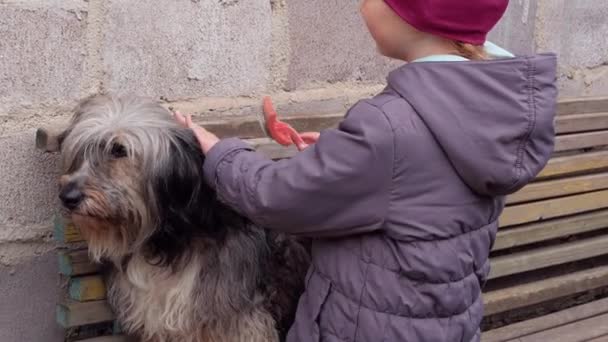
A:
[{"left": 109, "top": 252, "right": 278, "bottom": 342}]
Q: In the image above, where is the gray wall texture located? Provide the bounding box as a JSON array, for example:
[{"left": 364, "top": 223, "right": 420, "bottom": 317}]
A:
[{"left": 1, "top": 0, "right": 607, "bottom": 340}]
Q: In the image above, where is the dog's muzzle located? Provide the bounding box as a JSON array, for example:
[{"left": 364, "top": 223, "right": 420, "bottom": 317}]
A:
[{"left": 59, "top": 181, "right": 85, "bottom": 210}]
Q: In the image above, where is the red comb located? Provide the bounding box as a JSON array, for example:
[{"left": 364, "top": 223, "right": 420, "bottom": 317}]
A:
[{"left": 262, "top": 97, "right": 316, "bottom": 147}]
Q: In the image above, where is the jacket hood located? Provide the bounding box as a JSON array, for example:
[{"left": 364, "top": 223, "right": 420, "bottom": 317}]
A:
[{"left": 388, "top": 54, "right": 558, "bottom": 196}]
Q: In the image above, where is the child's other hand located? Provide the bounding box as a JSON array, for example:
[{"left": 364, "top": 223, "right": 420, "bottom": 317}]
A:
[
  {"left": 173, "top": 111, "right": 219, "bottom": 154},
  {"left": 296, "top": 132, "right": 320, "bottom": 151}
]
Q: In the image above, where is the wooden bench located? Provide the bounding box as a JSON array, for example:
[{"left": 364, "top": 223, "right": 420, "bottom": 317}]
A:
[
  {"left": 483, "top": 97, "right": 608, "bottom": 341},
  {"left": 47, "top": 97, "right": 608, "bottom": 341}
]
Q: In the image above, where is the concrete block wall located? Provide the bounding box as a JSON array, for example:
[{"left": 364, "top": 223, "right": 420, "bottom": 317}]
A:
[{"left": 0, "top": 0, "right": 606, "bottom": 340}]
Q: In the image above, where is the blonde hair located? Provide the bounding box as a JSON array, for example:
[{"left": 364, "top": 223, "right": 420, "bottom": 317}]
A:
[{"left": 453, "top": 41, "right": 488, "bottom": 60}]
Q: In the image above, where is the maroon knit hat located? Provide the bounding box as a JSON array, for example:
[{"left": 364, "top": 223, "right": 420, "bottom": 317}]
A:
[{"left": 384, "top": 0, "right": 509, "bottom": 45}]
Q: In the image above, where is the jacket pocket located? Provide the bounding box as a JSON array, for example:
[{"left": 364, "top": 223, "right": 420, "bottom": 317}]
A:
[{"left": 306, "top": 270, "right": 332, "bottom": 341}]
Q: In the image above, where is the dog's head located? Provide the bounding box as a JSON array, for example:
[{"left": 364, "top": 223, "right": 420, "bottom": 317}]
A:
[{"left": 57, "top": 95, "right": 224, "bottom": 265}]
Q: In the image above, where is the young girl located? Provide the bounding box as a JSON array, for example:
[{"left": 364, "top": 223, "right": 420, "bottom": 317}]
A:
[{"left": 176, "top": 0, "right": 557, "bottom": 340}]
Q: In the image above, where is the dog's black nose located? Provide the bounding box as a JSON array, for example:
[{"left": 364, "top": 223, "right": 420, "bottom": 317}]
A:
[{"left": 59, "top": 182, "right": 84, "bottom": 210}]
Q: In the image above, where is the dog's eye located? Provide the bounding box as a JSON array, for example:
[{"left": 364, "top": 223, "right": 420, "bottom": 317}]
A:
[{"left": 110, "top": 143, "right": 128, "bottom": 159}]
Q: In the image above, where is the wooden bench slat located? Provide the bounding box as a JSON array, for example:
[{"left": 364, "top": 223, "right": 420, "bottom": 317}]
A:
[
  {"left": 507, "top": 172, "right": 608, "bottom": 204},
  {"left": 494, "top": 210, "right": 608, "bottom": 251},
  {"left": 482, "top": 297, "right": 608, "bottom": 342},
  {"left": 203, "top": 113, "right": 342, "bottom": 140},
  {"left": 516, "top": 311, "right": 608, "bottom": 342},
  {"left": 489, "top": 234, "right": 608, "bottom": 280},
  {"left": 500, "top": 190, "right": 608, "bottom": 227},
  {"left": 247, "top": 138, "right": 298, "bottom": 160},
  {"left": 56, "top": 300, "right": 114, "bottom": 328},
  {"left": 208, "top": 110, "right": 608, "bottom": 139},
  {"left": 69, "top": 275, "right": 107, "bottom": 302},
  {"left": 587, "top": 335, "right": 608, "bottom": 342},
  {"left": 557, "top": 97, "right": 608, "bottom": 116},
  {"left": 539, "top": 151, "right": 608, "bottom": 179},
  {"left": 555, "top": 131, "right": 608, "bottom": 152},
  {"left": 199, "top": 97, "right": 608, "bottom": 139},
  {"left": 199, "top": 96, "right": 608, "bottom": 138},
  {"left": 54, "top": 215, "right": 84, "bottom": 243},
  {"left": 484, "top": 265, "right": 608, "bottom": 316},
  {"left": 58, "top": 249, "right": 100, "bottom": 276},
  {"left": 556, "top": 112, "right": 608, "bottom": 134}
]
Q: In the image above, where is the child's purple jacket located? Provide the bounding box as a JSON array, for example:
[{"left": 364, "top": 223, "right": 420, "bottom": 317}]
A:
[{"left": 203, "top": 54, "right": 558, "bottom": 342}]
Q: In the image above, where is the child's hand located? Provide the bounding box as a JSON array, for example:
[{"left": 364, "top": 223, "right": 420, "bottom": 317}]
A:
[
  {"left": 173, "top": 111, "right": 219, "bottom": 154},
  {"left": 296, "top": 132, "right": 320, "bottom": 151},
  {"left": 262, "top": 96, "right": 320, "bottom": 151}
]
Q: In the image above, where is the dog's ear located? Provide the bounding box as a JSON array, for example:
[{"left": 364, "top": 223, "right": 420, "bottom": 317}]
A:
[
  {"left": 153, "top": 129, "right": 208, "bottom": 214},
  {"left": 36, "top": 95, "right": 113, "bottom": 153},
  {"left": 35, "top": 125, "right": 69, "bottom": 152},
  {"left": 145, "top": 129, "right": 217, "bottom": 267}
]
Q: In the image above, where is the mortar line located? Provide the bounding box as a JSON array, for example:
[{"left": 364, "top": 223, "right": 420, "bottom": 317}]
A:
[
  {"left": 533, "top": 0, "right": 559, "bottom": 53},
  {"left": 81, "top": 0, "right": 107, "bottom": 95},
  {"left": 268, "top": 0, "right": 291, "bottom": 92},
  {"left": 3, "top": 83, "right": 386, "bottom": 131},
  {"left": 166, "top": 83, "right": 385, "bottom": 111}
]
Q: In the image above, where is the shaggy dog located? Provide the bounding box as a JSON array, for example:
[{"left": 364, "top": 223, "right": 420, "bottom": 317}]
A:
[{"left": 55, "top": 95, "right": 310, "bottom": 342}]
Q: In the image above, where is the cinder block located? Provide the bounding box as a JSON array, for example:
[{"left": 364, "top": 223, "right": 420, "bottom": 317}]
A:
[
  {"left": 285, "top": 0, "right": 399, "bottom": 90},
  {"left": 103, "top": 0, "right": 272, "bottom": 99},
  {"left": 0, "top": 252, "right": 64, "bottom": 342},
  {"left": 0, "top": 4, "right": 88, "bottom": 114},
  {"left": 0, "top": 132, "right": 59, "bottom": 233},
  {"left": 536, "top": 0, "right": 608, "bottom": 97},
  {"left": 557, "top": 66, "right": 608, "bottom": 98},
  {"left": 536, "top": 0, "right": 608, "bottom": 68},
  {"left": 488, "top": 0, "right": 537, "bottom": 55}
]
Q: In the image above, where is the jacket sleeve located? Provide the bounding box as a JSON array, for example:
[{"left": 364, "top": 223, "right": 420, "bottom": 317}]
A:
[{"left": 202, "top": 101, "right": 395, "bottom": 238}]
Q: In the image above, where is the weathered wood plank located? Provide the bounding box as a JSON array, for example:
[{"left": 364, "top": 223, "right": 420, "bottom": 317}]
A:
[
  {"left": 587, "top": 335, "right": 608, "bottom": 342},
  {"left": 556, "top": 112, "right": 608, "bottom": 134},
  {"left": 554, "top": 131, "right": 608, "bottom": 152},
  {"left": 517, "top": 312, "right": 608, "bottom": 342},
  {"left": 58, "top": 249, "right": 100, "bottom": 276},
  {"left": 56, "top": 300, "right": 114, "bottom": 328},
  {"left": 500, "top": 190, "right": 608, "bottom": 227},
  {"left": 482, "top": 297, "right": 608, "bottom": 342},
  {"left": 483, "top": 265, "right": 608, "bottom": 316},
  {"left": 35, "top": 125, "right": 64, "bottom": 152},
  {"left": 54, "top": 215, "right": 84, "bottom": 243},
  {"left": 494, "top": 210, "right": 608, "bottom": 251},
  {"left": 557, "top": 97, "right": 608, "bottom": 116},
  {"left": 69, "top": 275, "right": 107, "bottom": 302},
  {"left": 507, "top": 173, "right": 608, "bottom": 204},
  {"left": 202, "top": 113, "right": 342, "bottom": 140},
  {"left": 489, "top": 234, "right": 608, "bottom": 279},
  {"left": 246, "top": 138, "right": 298, "bottom": 160},
  {"left": 539, "top": 151, "right": 608, "bottom": 179}
]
